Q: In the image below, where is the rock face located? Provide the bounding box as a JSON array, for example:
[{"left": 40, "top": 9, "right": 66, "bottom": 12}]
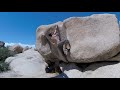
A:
[
  {"left": 5, "top": 49, "right": 47, "bottom": 76},
  {"left": 36, "top": 22, "right": 68, "bottom": 63},
  {"left": 108, "top": 52, "right": 120, "bottom": 61},
  {"left": 82, "top": 61, "right": 120, "bottom": 78},
  {"left": 36, "top": 14, "right": 120, "bottom": 63},
  {"left": 1, "top": 48, "right": 120, "bottom": 78},
  {"left": 64, "top": 14, "right": 120, "bottom": 63},
  {"left": 2, "top": 55, "right": 120, "bottom": 78},
  {"left": 53, "top": 61, "right": 120, "bottom": 78},
  {"left": 8, "top": 45, "right": 23, "bottom": 54},
  {"left": 0, "top": 41, "right": 5, "bottom": 48}
]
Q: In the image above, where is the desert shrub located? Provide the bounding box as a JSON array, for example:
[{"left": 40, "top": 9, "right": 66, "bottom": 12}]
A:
[
  {"left": 0, "top": 47, "right": 15, "bottom": 72},
  {"left": 0, "top": 61, "right": 10, "bottom": 72},
  {"left": 0, "top": 47, "right": 15, "bottom": 61}
]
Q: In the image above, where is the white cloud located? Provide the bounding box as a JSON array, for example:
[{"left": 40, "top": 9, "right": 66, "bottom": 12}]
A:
[{"left": 5, "top": 42, "right": 35, "bottom": 48}]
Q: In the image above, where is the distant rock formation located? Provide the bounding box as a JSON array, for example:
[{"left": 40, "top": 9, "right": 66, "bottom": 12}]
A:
[
  {"left": 36, "top": 14, "right": 120, "bottom": 63},
  {"left": 0, "top": 41, "right": 5, "bottom": 48},
  {"left": 22, "top": 46, "right": 30, "bottom": 52},
  {"left": 8, "top": 45, "right": 23, "bottom": 54}
]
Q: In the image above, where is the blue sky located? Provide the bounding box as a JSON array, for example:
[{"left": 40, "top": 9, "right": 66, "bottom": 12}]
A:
[{"left": 0, "top": 12, "right": 120, "bottom": 46}]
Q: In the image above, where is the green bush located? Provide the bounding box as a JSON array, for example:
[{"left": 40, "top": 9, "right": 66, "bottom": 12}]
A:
[
  {"left": 0, "top": 61, "right": 10, "bottom": 72},
  {"left": 0, "top": 47, "right": 15, "bottom": 72},
  {"left": 0, "top": 47, "right": 15, "bottom": 61}
]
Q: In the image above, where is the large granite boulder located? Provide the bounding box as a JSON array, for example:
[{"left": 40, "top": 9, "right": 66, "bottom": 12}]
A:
[
  {"left": 5, "top": 49, "right": 47, "bottom": 76},
  {"left": 63, "top": 14, "right": 120, "bottom": 63},
  {"left": 36, "top": 14, "right": 120, "bottom": 63}
]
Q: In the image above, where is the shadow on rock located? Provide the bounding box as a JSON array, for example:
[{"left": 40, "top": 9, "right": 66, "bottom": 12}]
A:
[
  {"left": 50, "top": 61, "right": 120, "bottom": 78},
  {"left": 60, "top": 62, "right": 82, "bottom": 72},
  {"left": 83, "top": 61, "right": 119, "bottom": 72}
]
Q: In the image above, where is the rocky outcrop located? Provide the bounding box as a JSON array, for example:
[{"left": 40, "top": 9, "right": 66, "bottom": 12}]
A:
[
  {"left": 2, "top": 14, "right": 120, "bottom": 78},
  {"left": 5, "top": 49, "right": 49, "bottom": 77},
  {"left": 8, "top": 45, "right": 23, "bottom": 54},
  {"left": 2, "top": 60, "right": 120, "bottom": 78},
  {"left": 0, "top": 49, "right": 120, "bottom": 78},
  {"left": 53, "top": 61, "right": 120, "bottom": 78},
  {"left": 36, "top": 14, "right": 120, "bottom": 63},
  {"left": 82, "top": 61, "right": 120, "bottom": 78},
  {"left": 0, "top": 41, "right": 5, "bottom": 48}
]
